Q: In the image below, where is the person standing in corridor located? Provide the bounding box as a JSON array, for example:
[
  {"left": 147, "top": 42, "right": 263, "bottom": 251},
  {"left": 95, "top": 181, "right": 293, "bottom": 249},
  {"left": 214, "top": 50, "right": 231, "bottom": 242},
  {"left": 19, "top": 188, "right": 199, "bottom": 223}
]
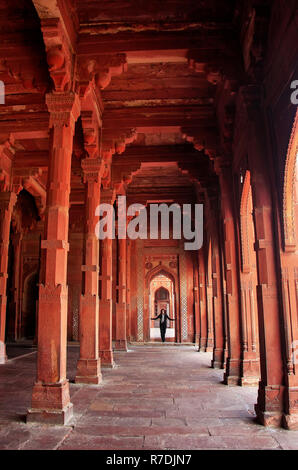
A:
[{"left": 151, "top": 308, "right": 175, "bottom": 343}]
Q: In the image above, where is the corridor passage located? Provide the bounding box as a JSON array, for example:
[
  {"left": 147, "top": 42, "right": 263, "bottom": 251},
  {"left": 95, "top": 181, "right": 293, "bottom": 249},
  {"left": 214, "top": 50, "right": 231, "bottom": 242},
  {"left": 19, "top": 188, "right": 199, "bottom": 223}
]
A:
[{"left": 0, "top": 345, "right": 297, "bottom": 450}]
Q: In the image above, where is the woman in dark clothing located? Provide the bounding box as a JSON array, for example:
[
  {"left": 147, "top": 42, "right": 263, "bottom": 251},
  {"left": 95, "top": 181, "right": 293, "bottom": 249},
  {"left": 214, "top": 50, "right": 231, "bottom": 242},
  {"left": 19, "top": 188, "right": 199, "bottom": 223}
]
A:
[{"left": 151, "top": 308, "right": 175, "bottom": 342}]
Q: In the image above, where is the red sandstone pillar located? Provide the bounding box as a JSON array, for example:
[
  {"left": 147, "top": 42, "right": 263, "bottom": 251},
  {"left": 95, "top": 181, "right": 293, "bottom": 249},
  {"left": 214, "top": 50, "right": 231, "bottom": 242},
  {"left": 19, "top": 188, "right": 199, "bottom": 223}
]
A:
[
  {"left": 11, "top": 232, "right": 23, "bottom": 341},
  {"left": 126, "top": 239, "right": 131, "bottom": 342},
  {"left": 99, "top": 189, "right": 115, "bottom": 367},
  {"left": 115, "top": 236, "right": 127, "bottom": 351},
  {"left": 0, "top": 191, "right": 17, "bottom": 363},
  {"left": 206, "top": 273, "right": 214, "bottom": 352},
  {"left": 239, "top": 86, "right": 286, "bottom": 425},
  {"left": 238, "top": 189, "right": 260, "bottom": 386},
  {"left": 239, "top": 274, "right": 260, "bottom": 386},
  {"left": 253, "top": 187, "right": 284, "bottom": 425},
  {"left": 211, "top": 226, "right": 225, "bottom": 369},
  {"left": 250, "top": 171, "right": 284, "bottom": 424},
  {"left": 280, "top": 112, "right": 298, "bottom": 429},
  {"left": 218, "top": 164, "right": 242, "bottom": 385},
  {"left": 220, "top": 246, "right": 229, "bottom": 366},
  {"left": 281, "top": 262, "right": 298, "bottom": 429},
  {"left": 75, "top": 159, "right": 102, "bottom": 384},
  {"left": 27, "top": 92, "right": 80, "bottom": 425},
  {"left": 198, "top": 248, "right": 208, "bottom": 351},
  {"left": 193, "top": 254, "right": 200, "bottom": 349}
]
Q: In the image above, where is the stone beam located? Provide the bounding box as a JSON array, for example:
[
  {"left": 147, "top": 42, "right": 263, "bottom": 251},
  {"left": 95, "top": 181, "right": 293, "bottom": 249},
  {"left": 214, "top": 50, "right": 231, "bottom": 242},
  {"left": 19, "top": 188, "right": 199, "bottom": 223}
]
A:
[
  {"left": 32, "top": 0, "right": 78, "bottom": 53},
  {"left": 14, "top": 151, "right": 49, "bottom": 168},
  {"left": 78, "top": 30, "right": 237, "bottom": 56},
  {"left": 103, "top": 106, "right": 215, "bottom": 129}
]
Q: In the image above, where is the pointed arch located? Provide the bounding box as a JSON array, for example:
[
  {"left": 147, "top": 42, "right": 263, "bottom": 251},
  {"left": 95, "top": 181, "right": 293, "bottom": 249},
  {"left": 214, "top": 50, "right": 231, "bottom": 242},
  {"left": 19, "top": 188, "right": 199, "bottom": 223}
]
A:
[
  {"left": 240, "top": 170, "right": 252, "bottom": 273},
  {"left": 145, "top": 264, "right": 177, "bottom": 288},
  {"left": 283, "top": 108, "right": 298, "bottom": 251},
  {"left": 144, "top": 263, "right": 179, "bottom": 342}
]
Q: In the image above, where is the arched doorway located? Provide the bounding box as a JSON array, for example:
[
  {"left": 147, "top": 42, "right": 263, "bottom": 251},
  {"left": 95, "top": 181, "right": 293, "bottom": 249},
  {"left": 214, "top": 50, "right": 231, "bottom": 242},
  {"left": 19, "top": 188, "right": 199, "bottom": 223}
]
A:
[
  {"left": 154, "top": 286, "right": 170, "bottom": 315},
  {"left": 22, "top": 271, "right": 39, "bottom": 339},
  {"left": 8, "top": 189, "right": 41, "bottom": 341},
  {"left": 149, "top": 273, "right": 176, "bottom": 342}
]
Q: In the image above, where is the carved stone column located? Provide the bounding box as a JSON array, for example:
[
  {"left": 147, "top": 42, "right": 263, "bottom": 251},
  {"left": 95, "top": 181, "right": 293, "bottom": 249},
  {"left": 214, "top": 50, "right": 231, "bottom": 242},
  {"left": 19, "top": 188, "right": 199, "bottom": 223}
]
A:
[
  {"left": 253, "top": 198, "right": 284, "bottom": 425},
  {"left": 0, "top": 191, "right": 17, "bottom": 363},
  {"left": 126, "top": 239, "right": 132, "bottom": 342},
  {"left": 217, "top": 164, "right": 242, "bottom": 385},
  {"left": 75, "top": 158, "right": 102, "bottom": 384},
  {"left": 282, "top": 266, "right": 298, "bottom": 430},
  {"left": 242, "top": 85, "right": 286, "bottom": 426},
  {"left": 198, "top": 248, "right": 208, "bottom": 351},
  {"left": 99, "top": 189, "right": 115, "bottom": 367},
  {"left": 27, "top": 92, "right": 80, "bottom": 425},
  {"left": 193, "top": 254, "right": 200, "bottom": 349},
  {"left": 115, "top": 235, "right": 128, "bottom": 351},
  {"left": 211, "top": 226, "right": 225, "bottom": 369},
  {"left": 9, "top": 231, "right": 23, "bottom": 341},
  {"left": 238, "top": 180, "right": 260, "bottom": 386},
  {"left": 206, "top": 278, "right": 214, "bottom": 352}
]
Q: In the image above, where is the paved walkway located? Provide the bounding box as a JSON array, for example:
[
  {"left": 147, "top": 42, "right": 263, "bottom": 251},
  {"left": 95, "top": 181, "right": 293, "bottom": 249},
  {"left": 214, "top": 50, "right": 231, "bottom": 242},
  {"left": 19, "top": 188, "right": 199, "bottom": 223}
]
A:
[{"left": 0, "top": 345, "right": 298, "bottom": 450}]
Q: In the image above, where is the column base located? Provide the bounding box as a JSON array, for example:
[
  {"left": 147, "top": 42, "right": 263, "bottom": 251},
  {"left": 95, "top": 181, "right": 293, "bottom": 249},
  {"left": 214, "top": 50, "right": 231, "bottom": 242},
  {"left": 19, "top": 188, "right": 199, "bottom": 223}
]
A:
[
  {"left": 99, "top": 349, "right": 115, "bottom": 368},
  {"left": 254, "top": 404, "right": 283, "bottom": 427},
  {"left": 198, "top": 342, "right": 213, "bottom": 353},
  {"left": 254, "top": 383, "right": 285, "bottom": 427},
  {"left": 283, "top": 386, "right": 298, "bottom": 429},
  {"left": 27, "top": 380, "right": 73, "bottom": 425},
  {"left": 114, "top": 339, "right": 128, "bottom": 351},
  {"left": 0, "top": 341, "right": 7, "bottom": 364},
  {"left": 27, "top": 403, "right": 73, "bottom": 425},
  {"left": 75, "top": 358, "right": 102, "bottom": 385},
  {"left": 240, "top": 376, "right": 260, "bottom": 387},
  {"left": 282, "top": 413, "right": 298, "bottom": 430},
  {"left": 223, "top": 358, "right": 241, "bottom": 385},
  {"left": 212, "top": 348, "right": 225, "bottom": 369},
  {"left": 223, "top": 374, "right": 239, "bottom": 386},
  {"left": 212, "top": 360, "right": 224, "bottom": 369},
  {"left": 240, "top": 356, "right": 260, "bottom": 387}
]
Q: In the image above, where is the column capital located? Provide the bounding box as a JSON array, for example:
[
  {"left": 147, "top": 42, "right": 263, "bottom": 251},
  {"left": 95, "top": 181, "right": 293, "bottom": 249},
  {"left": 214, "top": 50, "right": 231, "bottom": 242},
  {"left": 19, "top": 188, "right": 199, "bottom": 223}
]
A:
[
  {"left": 46, "top": 92, "right": 80, "bottom": 128},
  {"left": 81, "top": 157, "right": 103, "bottom": 184}
]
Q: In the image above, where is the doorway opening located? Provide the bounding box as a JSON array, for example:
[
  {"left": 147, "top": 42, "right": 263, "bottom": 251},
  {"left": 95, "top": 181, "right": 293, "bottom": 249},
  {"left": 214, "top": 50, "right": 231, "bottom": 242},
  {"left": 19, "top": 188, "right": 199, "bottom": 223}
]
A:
[{"left": 149, "top": 273, "right": 176, "bottom": 342}]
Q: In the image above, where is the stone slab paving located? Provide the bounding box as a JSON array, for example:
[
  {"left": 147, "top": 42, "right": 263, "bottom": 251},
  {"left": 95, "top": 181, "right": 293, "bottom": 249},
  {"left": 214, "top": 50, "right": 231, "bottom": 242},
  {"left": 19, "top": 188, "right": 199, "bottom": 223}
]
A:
[{"left": 0, "top": 345, "right": 297, "bottom": 450}]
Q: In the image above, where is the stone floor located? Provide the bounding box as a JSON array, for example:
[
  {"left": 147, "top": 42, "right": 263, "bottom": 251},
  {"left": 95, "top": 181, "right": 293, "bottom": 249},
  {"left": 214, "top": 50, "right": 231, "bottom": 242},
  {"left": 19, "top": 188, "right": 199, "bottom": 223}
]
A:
[{"left": 0, "top": 344, "right": 298, "bottom": 450}]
